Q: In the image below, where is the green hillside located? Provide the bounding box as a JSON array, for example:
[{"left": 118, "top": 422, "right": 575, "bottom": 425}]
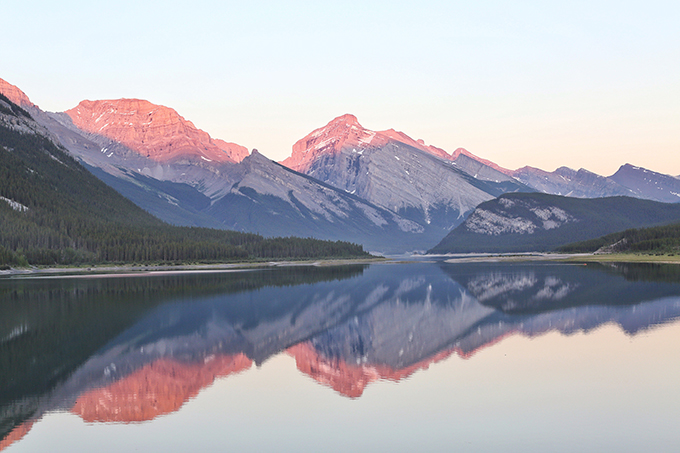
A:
[
  {"left": 429, "top": 192, "right": 680, "bottom": 254},
  {"left": 0, "top": 94, "right": 370, "bottom": 267},
  {"left": 557, "top": 222, "right": 680, "bottom": 254}
]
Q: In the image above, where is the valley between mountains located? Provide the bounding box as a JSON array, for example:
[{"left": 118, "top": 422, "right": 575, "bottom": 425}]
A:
[{"left": 2, "top": 77, "right": 680, "bottom": 258}]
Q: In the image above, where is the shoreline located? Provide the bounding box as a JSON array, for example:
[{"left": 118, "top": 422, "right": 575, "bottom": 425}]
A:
[
  {"left": 0, "top": 257, "right": 389, "bottom": 278},
  {"left": 439, "top": 252, "right": 680, "bottom": 264},
  {"left": 2, "top": 253, "right": 677, "bottom": 277}
]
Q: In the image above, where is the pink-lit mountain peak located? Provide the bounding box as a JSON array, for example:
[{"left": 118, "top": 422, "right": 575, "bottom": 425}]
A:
[
  {"left": 0, "top": 78, "right": 36, "bottom": 108},
  {"left": 282, "top": 113, "right": 456, "bottom": 172},
  {"left": 65, "top": 98, "right": 248, "bottom": 164}
]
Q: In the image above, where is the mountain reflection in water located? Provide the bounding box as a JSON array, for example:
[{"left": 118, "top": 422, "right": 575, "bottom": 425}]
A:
[{"left": 2, "top": 261, "right": 680, "bottom": 449}]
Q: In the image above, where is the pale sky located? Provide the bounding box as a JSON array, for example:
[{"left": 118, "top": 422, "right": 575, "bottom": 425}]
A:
[{"left": 3, "top": 0, "right": 679, "bottom": 175}]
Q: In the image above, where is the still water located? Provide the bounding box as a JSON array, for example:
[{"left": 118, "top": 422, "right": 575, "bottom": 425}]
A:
[{"left": 2, "top": 261, "right": 680, "bottom": 452}]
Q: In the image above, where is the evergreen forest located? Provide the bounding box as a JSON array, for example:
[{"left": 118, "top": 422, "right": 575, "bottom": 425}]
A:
[{"left": 557, "top": 222, "right": 680, "bottom": 254}]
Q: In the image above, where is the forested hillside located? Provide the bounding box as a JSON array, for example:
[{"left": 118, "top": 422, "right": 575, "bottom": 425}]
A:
[
  {"left": 557, "top": 223, "right": 680, "bottom": 254},
  {"left": 429, "top": 192, "right": 680, "bottom": 254},
  {"left": 0, "top": 95, "right": 370, "bottom": 267}
]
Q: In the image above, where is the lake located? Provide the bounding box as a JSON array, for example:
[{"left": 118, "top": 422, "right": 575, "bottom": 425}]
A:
[{"left": 2, "top": 261, "right": 680, "bottom": 452}]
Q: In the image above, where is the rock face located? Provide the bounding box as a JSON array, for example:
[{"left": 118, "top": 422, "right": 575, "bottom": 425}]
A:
[
  {"left": 0, "top": 78, "right": 36, "bottom": 108},
  {"left": 72, "top": 354, "right": 251, "bottom": 423},
  {"left": 451, "top": 147, "right": 513, "bottom": 176},
  {"left": 282, "top": 114, "right": 451, "bottom": 172},
  {"left": 429, "top": 192, "right": 680, "bottom": 253},
  {"left": 204, "top": 151, "right": 426, "bottom": 252},
  {"left": 65, "top": 99, "right": 248, "bottom": 164},
  {"left": 282, "top": 114, "right": 515, "bottom": 178},
  {"left": 609, "top": 164, "right": 680, "bottom": 204},
  {"left": 280, "top": 114, "right": 531, "bottom": 242},
  {"left": 451, "top": 152, "right": 515, "bottom": 182}
]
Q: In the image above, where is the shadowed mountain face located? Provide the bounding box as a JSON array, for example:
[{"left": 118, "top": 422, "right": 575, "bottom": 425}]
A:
[
  {"left": 3, "top": 261, "right": 680, "bottom": 447},
  {"left": 609, "top": 164, "right": 680, "bottom": 204},
  {"left": 512, "top": 164, "right": 680, "bottom": 204},
  {"left": 430, "top": 192, "right": 680, "bottom": 254},
  {"left": 512, "top": 166, "right": 635, "bottom": 199}
]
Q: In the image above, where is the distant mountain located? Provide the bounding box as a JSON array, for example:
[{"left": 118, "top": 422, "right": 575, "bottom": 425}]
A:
[
  {"left": 280, "top": 114, "right": 531, "bottom": 245},
  {"left": 512, "top": 166, "right": 635, "bottom": 198},
  {"left": 429, "top": 193, "right": 680, "bottom": 254},
  {"left": 609, "top": 164, "right": 680, "bottom": 204},
  {"left": 513, "top": 164, "right": 680, "bottom": 204}
]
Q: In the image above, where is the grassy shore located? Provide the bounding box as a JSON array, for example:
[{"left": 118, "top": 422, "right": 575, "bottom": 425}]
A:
[
  {"left": 443, "top": 252, "right": 680, "bottom": 264},
  {"left": 558, "top": 253, "right": 680, "bottom": 264}
]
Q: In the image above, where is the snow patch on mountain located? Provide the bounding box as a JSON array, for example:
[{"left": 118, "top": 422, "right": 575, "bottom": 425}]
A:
[{"left": 1, "top": 196, "right": 29, "bottom": 212}]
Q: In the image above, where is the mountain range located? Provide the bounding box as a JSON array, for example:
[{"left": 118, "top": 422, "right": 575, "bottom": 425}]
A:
[
  {"left": 2, "top": 76, "right": 679, "bottom": 254},
  {"left": 0, "top": 91, "right": 370, "bottom": 266}
]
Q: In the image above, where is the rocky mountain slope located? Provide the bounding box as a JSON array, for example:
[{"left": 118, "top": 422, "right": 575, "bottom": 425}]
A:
[
  {"left": 609, "top": 164, "right": 680, "bottom": 203},
  {"left": 429, "top": 193, "right": 680, "bottom": 253},
  {"left": 0, "top": 90, "right": 371, "bottom": 265},
  {"left": 280, "top": 114, "right": 531, "bottom": 243},
  {"left": 0, "top": 81, "right": 426, "bottom": 252},
  {"left": 65, "top": 99, "right": 248, "bottom": 164},
  {"left": 0, "top": 79, "right": 35, "bottom": 109}
]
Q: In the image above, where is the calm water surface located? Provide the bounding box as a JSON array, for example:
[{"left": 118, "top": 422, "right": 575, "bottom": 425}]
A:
[{"left": 2, "top": 261, "right": 680, "bottom": 452}]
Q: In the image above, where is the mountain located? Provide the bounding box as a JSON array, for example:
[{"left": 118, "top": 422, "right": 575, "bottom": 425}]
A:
[
  {"left": 0, "top": 85, "right": 435, "bottom": 253},
  {"left": 64, "top": 99, "right": 249, "bottom": 164},
  {"left": 281, "top": 114, "right": 451, "bottom": 171},
  {"left": 0, "top": 92, "right": 371, "bottom": 265},
  {"left": 512, "top": 164, "right": 680, "bottom": 204},
  {"left": 609, "top": 164, "right": 680, "bottom": 203},
  {"left": 429, "top": 193, "right": 680, "bottom": 254},
  {"left": 512, "top": 166, "right": 635, "bottom": 198},
  {"left": 280, "top": 114, "right": 531, "bottom": 245},
  {"left": 0, "top": 79, "right": 35, "bottom": 109}
]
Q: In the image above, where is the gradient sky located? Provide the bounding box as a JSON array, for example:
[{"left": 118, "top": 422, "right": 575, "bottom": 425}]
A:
[{"left": 3, "top": 1, "right": 679, "bottom": 175}]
